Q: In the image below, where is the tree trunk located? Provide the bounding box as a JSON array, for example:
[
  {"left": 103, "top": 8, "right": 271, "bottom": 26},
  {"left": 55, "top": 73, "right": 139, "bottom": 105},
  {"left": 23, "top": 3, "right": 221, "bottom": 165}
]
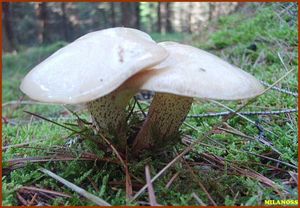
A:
[
  {"left": 135, "top": 2, "right": 140, "bottom": 29},
  {"left": 110, "top": 2, "right": 116, "bottom": 27},
  {"left": 157, "top": 2, "right": 162, "bottom": 33},
  {"left": 121, "top": 3, "right": 131, "bottom": 27},
  {"left": 165, "top": 3, "right": 173, "bottom": 33},
  {"left": 208, "top": 3, "right": 216, "bottom": 21},
  {"left": 160, "top": 2, "right": 172, "bottom": 34},
  {"left": 187, "top": 3, "right": 192, "bottom": 33},
  {"left": 36, "top": 2, "right": 50, "bottom": 44},
  {"left": 121, "top": 2, "right": 140, "bottom": 28},
  {"left": 3, "top": 25, "right": 11, "bottom": 52},
  {"left": 61, "top": 3, "right": 70, "bottom": 41},
  {"left": 2, "top": 2, "right": 15, "bottom": 52}
]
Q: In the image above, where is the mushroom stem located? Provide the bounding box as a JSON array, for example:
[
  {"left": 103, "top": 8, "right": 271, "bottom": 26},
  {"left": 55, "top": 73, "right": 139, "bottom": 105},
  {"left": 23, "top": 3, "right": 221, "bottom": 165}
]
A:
[
  {"left": 132, "top": 93, "right": 193, "bottom": 153},
  {"left": 87, "top": 88, "right": 136, "bottom": 149}
]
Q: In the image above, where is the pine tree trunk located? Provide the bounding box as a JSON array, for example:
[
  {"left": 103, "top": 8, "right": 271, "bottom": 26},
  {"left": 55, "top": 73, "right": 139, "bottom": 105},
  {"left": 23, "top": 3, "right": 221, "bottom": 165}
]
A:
[
  {"left": 157, "top": 2, "right": 162, "bottom": 33},
  {"left": 135, "top": 2, "right": 140, "bottom": 29},
  {"left": 121, "top": 2, "right": 140, "bottom": 28},
  {"left": 110, "top": 2, "right": 116, "bottom": 27},
  {"left": 36, "top": 2, "right": 50, "bottom": 44},
  {"left": 3, "top": 2, "right": 15, "bottom": 52},
  {"left": 165, "top": 3, "right": 173, "bottom": 33},
  {"left": 61, "top": 3, "right": 70, "bottom": 41}
]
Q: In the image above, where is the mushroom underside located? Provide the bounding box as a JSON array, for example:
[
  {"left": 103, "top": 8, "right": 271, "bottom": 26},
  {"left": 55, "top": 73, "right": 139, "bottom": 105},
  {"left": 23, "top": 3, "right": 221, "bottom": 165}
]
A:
[{"left": 132, "top": 92, "right": 193, "bottom": 153}]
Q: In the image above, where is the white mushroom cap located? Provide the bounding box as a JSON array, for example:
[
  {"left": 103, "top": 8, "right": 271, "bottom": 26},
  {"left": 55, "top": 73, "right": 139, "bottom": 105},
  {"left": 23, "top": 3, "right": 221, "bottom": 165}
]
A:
[
  {"left": 125, "top": 41, "right": 264, "bottom": 100},
  {"left": 20, "top": 27, "right": 168, "bottom": 104}
]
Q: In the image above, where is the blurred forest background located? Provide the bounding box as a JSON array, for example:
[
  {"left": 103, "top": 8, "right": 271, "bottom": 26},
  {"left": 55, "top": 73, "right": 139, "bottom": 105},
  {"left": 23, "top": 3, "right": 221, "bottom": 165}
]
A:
[{"left": 3, "top": 2, "right": 241, "bottom": 52}]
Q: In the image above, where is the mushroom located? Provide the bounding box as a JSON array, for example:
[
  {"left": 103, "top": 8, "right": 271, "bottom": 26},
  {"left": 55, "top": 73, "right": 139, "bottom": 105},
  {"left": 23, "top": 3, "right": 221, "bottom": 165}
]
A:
[
  {"left": 123, "top": 41, "right": 264, "bottom": 152},
  {"left": 20, "top": 27, "right": 168, "bottom": 149}
]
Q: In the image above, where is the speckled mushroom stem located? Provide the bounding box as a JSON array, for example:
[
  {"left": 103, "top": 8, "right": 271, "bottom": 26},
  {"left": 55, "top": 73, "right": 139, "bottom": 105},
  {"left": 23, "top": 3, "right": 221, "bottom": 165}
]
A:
[
  {"left": 87, "top": 89, "right": 136, "bottom": 150},
  {"left": 132, "top": 93, "right": 193, "bottom": 153}
]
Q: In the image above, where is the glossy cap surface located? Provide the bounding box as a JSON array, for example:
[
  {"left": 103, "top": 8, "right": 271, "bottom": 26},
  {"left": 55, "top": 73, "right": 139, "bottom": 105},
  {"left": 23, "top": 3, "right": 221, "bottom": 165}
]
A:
[
  {"left": 20, "top": 28, "right": 168, "bottom": 104},
  {"left": 125, "top": 41, "right": 264, "bottom": 100}
]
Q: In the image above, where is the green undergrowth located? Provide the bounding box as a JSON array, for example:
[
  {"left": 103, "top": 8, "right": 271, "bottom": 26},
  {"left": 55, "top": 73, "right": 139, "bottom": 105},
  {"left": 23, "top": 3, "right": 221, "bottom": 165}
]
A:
[{"left": 2, "top": 3, "right": 298, "bottom": 206}]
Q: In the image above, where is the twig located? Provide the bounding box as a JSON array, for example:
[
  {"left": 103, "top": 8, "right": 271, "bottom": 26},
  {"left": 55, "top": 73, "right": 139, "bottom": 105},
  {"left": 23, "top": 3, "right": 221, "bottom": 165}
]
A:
[
  {"left": 183, "top": 135, "right": 297, "bottom": 170},
  {"left": 165, "top": 172, "right": 180, "bottom": 189},
  {"left": 98, "top": 133, "right": 133, "bottom": 202},
  {"left": 260, "top": 81, "right": 298, "bottom": 97},
  {"left": 220, "top": 123, "right": 281, "bottom": 155},
  {"left": 28, "top": 193, "right": 38, "bottom": 206},
  {"left": 200, "top": 153, "right": 284, "bottom": 195},
  {"left": 126, "top": 98, "right": 137, "bottom": 121},
  {"left": 182, "top": 159, "right": 217, "bottom": 206},
  {"left": 87, "top": 176, "right": 100, "bottom": 193},
  {"left": 24, "top": 111, "right": 79, "bottom": 133},
  {"left": 191, "top": 192, "right": 207, "bottom": 206},
  {"left": 244, "top": 151, "right": 297, "bottom": 169},
  {"left": 2, "top": 100, "right": 57, "bottom": 107},
  {"left": 16, "top": 192, "right": 28, "bottom": 205},
  {"left": 208, "top": 99, "right": 278, "bottom": 138},
  {"left": 187, "top": 108, "right": 297, "bottom": 118},
  {"left": 261, "top": 69, "right": 294, "bottom": 95},
  {"left": 288, "top": 171, "right": 298, "bottom": 185},
  {"left": 4, "top": 156, "right": 109, "bottom": 173},
  {"left": 3, "top": 142, "right": 31, "bottom": 150},
  {"left": 125, "top": 147, "right": 133, "bottom": 202},
  {"left": 277, "top": 52, "right": 289, "bottom": 72},
  {"left": 134, "top": 96, "right": 147, "bottom": 118},
  {"left": 98, "top": 133, "right": 126, "bottom": 169},
  {"left": 39, "top": 168, "right": 111, "bottom": 206},
  {"left": 20, "top": 186, "right": 71, "bottom": 198},
  {"left": 145, "top": 165, "right": 159, "bottom": 206}
]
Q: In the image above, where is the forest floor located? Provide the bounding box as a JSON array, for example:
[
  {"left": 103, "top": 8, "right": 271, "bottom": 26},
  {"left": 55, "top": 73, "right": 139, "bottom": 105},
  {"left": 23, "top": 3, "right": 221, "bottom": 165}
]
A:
[{"left": 2, "top": 3, "right": 298, "bottom": 206}]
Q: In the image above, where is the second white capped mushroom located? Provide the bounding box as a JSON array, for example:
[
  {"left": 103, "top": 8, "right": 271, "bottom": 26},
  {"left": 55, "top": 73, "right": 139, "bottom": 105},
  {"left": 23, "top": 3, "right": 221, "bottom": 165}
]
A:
[
  {"left": 20, "top": 27, "right": 168, "bottom": 149},
  {"left": 123, "top": 41, "right": 264, "bottom": 152}
]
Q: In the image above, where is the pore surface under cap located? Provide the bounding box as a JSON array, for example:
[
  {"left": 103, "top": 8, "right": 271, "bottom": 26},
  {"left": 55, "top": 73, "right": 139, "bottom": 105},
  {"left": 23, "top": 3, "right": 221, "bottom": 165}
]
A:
[
  {"left": 20, "top": 27, "right": 168, "bottom": 104},
  {"left": 126, "top": 41, "right": 264, "bottom": 100}
]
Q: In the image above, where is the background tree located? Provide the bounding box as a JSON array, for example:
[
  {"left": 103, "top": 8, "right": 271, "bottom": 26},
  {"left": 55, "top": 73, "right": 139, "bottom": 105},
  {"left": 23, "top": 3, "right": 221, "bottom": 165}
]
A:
[
  {"left": 3, "top": 2, "right": 15, "bottom": 52},
  {"left": 36, "top": 2, "right": 50, "bottom": 44},
  {"left": 121, "top": 2, "right": 140, "bottom": 28},
  {"left": 60, "top": 3, "right": 71, "bottom": 41},
  {"left": 110, "top": 2, "right": 116, "bottom": 27},
  {"left": 165, "top": 3, "right": 173, "bottom": 33},
  {"left": 157, "top": 2, "right": 173, "bottom": 34},
  {"left": 2, "top": 2, "right": 240, "bottom": 51}
]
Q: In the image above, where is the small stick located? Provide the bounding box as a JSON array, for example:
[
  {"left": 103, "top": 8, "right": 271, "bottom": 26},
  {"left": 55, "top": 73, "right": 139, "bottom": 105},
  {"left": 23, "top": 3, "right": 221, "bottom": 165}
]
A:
[
  {"left": 145, "top": 165, "right": 158, "bottom": 206},
  {"left": 191, "top": 192, "right": 207, "bottom": 206},
  {"left": 87, "top": 176, "right": 100, "bottom": 193},
  {"left": 209, "top": 100, "right": 279, "bottom": 140},
  {"left": 28, "top": 193, "right": 38, "bottom": 206},
  {"left": 134, "top": 96, "right": 147, "bottom": 118},
  {"left": 187, "top": 108, "right": 297, "bottom": 118},
  {"left": 20, "top": 186, "right": 71, "bottom": 198},
  {"left": 24, "top": 111, "right": 79, "bottom": 133},
  {"left": 288, "top": 171, "right": 298, "bottom": 185},
  {"left": 2, "top": 100, "right": 58, "bottom": 107},
  {"left": 165, "top": 172, "right": 180, "bottom": 189},
  {"left": 98, "top": 133, "right": 133, "bottom": 202},
  {"left": 39, "top": 168, "right": 111, "bottom": 206},
  {"left": 260, "top": 81, "right": 298, "bottom": 97},
  {"left": 16, "top": 192, "right": 28, "bottom": 205},
  {"left": 182, "top": 159, "right": 217, "bottom": 206},
  {"left": 126, "top": 98, "right": 137, "bottom": 121}
]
